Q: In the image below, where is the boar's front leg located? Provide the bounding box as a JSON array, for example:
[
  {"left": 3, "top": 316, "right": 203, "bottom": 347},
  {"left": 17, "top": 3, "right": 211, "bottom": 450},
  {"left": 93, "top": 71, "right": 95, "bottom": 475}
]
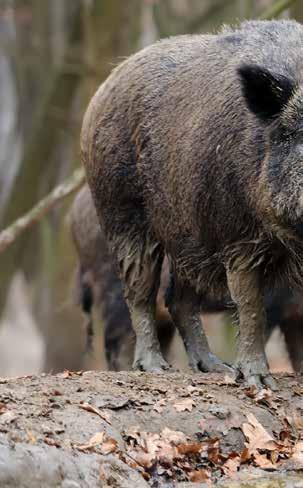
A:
[
  {"left": 226, "top": 266, "right": 276, "bottom": 389},
  {"left": 168, "top": 285, "right": 234, "bottom": 375}
]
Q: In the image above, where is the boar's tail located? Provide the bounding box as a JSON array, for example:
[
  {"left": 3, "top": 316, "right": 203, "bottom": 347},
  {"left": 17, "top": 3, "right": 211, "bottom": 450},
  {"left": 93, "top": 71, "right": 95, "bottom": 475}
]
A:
[{"left": 73, "top": 265, "right": 94, "bottom": 353}]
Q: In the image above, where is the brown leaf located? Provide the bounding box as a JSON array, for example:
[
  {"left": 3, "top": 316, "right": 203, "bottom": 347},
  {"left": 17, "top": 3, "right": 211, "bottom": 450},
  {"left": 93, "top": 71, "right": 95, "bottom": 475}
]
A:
[
  {"left": 189, "top": 468, "right": 211, "bottom": 482},
  {"left": 173, "top": 398, "right": 195, "bottom": 413},
  {"left": 161, "top": 428, "right": 187, "bottom": 445},
  {"left": 177, "top": 442, "right": 202, "bottom": 456},
  {"left": 74, "top": 432, "right": 116, "bottom": 453},
  {"left": 100, "top": 437, "right": 118, "bottom": 455},
  {"left": 222, "top": 453, "right": 241, "bottom": 476},
  {"left": 79, "top": 403, "right": 112, "bottom": 424},
  {"left": 124, "top": 428, "right": 189, "bottom": 469},
  {"left": 279, "top": 429, "right": 292, "bottom": 443},
  {"left": 58, "top": 370, "right": 71, "bottom": 379},
  {"left": 208, "top": 446, "right": 221, "bottom": 464},
  {"left": 245, "top": 386, "right": 273, "bottom": 405},
  {"left": 254, "top": 388, "right": 273, "bottom": 404},
  {"left": 240, "top": 447, "right": 251, "bottom": 463},
  {"left": 253, "top": 452, "right": 277, "bottom": 470},
  {"left": 242, "top": 413, "right": 279, "bottom": 453},
  {"left": 244, "top": 386, "right": 258, "bottom": 398},
  {"left": 127, "top": 449, "right": 155, "bottom": 468},
  {"left": 82, "top": 435, "right": 117, "bottom": 455}
]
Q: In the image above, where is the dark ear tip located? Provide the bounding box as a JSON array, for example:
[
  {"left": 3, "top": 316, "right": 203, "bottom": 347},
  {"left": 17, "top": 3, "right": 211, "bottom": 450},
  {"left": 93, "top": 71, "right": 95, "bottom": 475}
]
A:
[
  {"left": 237, "top": 64, "right": 265, "bottom": 80},
  {"left": 237, "top": 63, "right": 295, "bottom": 121}
]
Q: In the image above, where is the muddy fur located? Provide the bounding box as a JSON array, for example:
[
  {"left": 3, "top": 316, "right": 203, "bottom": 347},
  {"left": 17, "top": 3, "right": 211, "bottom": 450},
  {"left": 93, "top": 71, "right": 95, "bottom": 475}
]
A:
[
  {"left": 82, "top": 20, "right": 303, "bottom": 384},
  {"left": 70, "top": 187, "right": 303, "bottom": 372},
  {"left": 69, "top": 185, "right": 175, "bottom": 371}
]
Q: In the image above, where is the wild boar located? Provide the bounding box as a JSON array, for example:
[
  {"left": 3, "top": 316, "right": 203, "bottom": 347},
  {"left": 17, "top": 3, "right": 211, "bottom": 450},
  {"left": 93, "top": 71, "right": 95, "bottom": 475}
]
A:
[
  {"left": 69, "top": 184, "right": 175, "bottom": 370},
  {"left": 81, "top": 20, "right": 303, "bottom": 387}
]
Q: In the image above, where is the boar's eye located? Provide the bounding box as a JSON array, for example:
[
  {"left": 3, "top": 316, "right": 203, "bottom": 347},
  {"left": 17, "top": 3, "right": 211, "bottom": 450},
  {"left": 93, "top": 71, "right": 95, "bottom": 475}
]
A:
[{"left": 238, "top": 64, "right": 295, "bottom": 122}]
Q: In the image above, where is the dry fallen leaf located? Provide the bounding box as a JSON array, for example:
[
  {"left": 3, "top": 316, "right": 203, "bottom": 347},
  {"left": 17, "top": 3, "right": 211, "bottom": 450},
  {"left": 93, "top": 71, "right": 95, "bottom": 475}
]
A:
[
  {"left": 161, "top": 428, "right": 188, "bottom": 445},
  {"left": 79, "top": 403, "right": 112, "bottom": 424},
  {"left": 74, "top": 431, "right": 118, "bottom": 454},
  {"left": 244, "top": 387, "right": 273, "bottom": 405},
  {"left": 189, "top": 468, "right": 211, "bottom": 482},
  {"left": 222, "top": 453, "right": 241, "bottom": 475},
  {"left": 127, "top": 448, "right": 156, "bottom": 469},
  {"left": 173, "top": 398, "right": 195, "bottom": 413},
  {"left": 242, "top": 413, "right": 279, "bottom": 453},
  {"left": 58, "top": 370, "right": 71, "bottom": 379},
  {"left": 208, "top": 441, "right": 221, "bottom": 464},
  {"left": 253, "top": 452, "right": 277, "bottom": 470},
  {"left": 240, "top": 447, "right": 251, "bottom": 463},
  {"left": 254, "top": 388, "right": 273, "bottom": 404},
  {"left": 100, "top": 437, "right": 118, "bottom": 455},
  {"left": 177, "top": 442, "right": 202, "bottom": 456}
]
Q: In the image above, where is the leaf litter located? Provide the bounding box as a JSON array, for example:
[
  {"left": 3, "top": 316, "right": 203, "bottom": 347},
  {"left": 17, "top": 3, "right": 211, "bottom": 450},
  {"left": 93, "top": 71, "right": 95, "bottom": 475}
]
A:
[{"left": 1, "top": 370, "right": 303, "bottom": 485}]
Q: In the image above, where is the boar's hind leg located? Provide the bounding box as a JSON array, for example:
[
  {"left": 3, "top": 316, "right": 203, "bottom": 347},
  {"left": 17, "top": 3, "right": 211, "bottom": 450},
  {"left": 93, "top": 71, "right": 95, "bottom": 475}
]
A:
[
  {"left": 168, "top": 284, "right": 233, "bottom": 374},
  {"left": 226, "top": 266, "right": 276, "bottom": 389},
  {"left": 117, "top": 235, "right": 170, "bottom": 373}
]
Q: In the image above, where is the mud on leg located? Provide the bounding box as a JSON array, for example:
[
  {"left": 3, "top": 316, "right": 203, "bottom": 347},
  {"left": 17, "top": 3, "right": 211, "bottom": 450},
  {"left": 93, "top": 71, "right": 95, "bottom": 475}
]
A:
[
  {"left": 115, "top": 233, "right": 170, "bottom": 373},
  {"left": 167, "top": 279, "right": 233, "bottom": 374},
  {"left": 226, "top": 264, "right": 276, "bottom": 389}
]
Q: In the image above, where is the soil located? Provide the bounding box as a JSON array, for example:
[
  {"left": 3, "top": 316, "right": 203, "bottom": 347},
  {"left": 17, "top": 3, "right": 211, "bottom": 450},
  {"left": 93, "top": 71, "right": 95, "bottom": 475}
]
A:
[{"left": 0, "top": 371, "right": 302, "bottom": 487}]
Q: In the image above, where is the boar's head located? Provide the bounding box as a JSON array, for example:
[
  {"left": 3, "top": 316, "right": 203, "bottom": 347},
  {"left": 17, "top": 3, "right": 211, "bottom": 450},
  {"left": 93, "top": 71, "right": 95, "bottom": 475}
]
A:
[{"left": 239, "top": 63, "right": 303, "bottom": 238}]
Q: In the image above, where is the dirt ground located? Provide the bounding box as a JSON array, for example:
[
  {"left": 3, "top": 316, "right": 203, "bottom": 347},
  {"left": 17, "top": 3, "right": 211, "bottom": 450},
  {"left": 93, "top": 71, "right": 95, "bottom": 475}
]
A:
[{"left": 0, "top": 370, "right": 302, "bottom": 487}]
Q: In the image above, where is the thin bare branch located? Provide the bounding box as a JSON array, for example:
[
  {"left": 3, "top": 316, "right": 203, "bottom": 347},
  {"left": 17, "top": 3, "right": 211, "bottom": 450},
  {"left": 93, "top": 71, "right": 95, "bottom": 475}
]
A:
[{"left": 0, "top": 168, "right": 85, "bottom": 254}]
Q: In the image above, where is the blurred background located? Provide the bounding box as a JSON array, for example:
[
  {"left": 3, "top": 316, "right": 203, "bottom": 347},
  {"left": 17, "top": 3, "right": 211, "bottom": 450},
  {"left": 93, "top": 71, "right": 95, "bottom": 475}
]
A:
[{"left": 0, "top": 0, "right": 301, "bottom": 377}]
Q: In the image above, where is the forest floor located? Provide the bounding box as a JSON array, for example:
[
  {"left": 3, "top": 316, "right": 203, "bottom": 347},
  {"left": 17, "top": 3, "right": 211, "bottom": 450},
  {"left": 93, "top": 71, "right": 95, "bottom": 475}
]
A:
[{"left": 0, "top": 370, "right": 303, "bottom": 487}]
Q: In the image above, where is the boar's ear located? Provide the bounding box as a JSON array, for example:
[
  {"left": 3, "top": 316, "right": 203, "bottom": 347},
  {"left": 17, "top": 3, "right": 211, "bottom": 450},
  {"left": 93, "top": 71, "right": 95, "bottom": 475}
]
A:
[{"left": 238, "top": 64, "right": 295, "bottom": 121}]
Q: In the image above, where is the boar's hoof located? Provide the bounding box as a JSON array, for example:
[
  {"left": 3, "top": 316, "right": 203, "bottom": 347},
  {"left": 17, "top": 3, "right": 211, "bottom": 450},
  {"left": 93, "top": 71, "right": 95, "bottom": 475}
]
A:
[
  {"left": 237, "top": 359, "right": 277, "bottom": 390},
  {"left": 241, "top": 373, "right": 277, "bottom": 391},
  {"left": 133, "top": 354, "right": 171, "bottom": 373},
  {"left": 190, "top": 352, "right": 235, "bottom": 376}
]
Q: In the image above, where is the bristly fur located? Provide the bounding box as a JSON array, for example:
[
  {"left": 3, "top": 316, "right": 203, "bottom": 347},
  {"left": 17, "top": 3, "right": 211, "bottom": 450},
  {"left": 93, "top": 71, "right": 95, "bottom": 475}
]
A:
[{"left": 81, "top": 20, "right": 303, "bottom": 376}]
